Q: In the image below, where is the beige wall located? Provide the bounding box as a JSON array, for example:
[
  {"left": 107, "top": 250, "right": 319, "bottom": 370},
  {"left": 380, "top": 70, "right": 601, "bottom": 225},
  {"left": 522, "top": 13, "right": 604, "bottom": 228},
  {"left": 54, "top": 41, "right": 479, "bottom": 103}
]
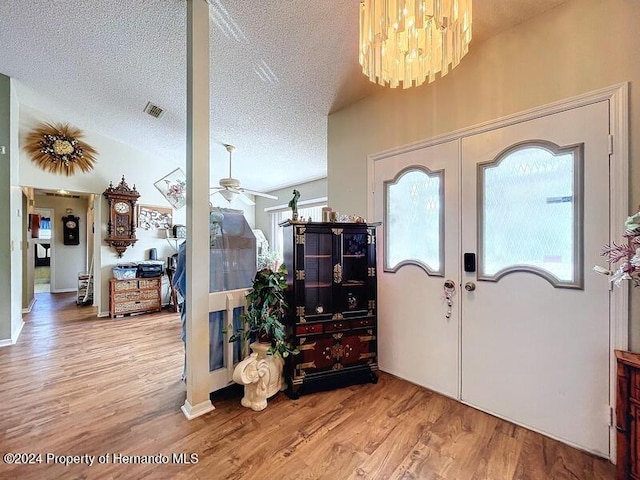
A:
[{"left": 327, "top": 0, "right": 640, "bottom": 347}]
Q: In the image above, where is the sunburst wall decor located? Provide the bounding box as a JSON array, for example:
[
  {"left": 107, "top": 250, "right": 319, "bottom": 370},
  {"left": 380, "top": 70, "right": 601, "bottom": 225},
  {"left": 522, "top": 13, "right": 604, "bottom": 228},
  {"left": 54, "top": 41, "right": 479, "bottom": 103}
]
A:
[{"left": 24, "top": 122, "right": 97, "bottom": 176}]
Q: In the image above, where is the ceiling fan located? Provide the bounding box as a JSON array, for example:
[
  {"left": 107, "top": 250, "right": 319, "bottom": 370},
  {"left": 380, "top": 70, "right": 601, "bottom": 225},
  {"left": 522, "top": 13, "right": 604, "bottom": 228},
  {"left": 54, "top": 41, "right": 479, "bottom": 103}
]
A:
[{"left": 210, "top": 144, "right": 278, "bottom": 206}]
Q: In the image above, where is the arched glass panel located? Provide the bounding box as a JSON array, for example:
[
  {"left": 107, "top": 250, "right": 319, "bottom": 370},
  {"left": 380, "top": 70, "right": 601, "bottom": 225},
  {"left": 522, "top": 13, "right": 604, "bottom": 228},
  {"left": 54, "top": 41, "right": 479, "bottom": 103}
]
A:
[
  {"left": 384, "top": 167, "right": 444, "bottom": 275},
  {"left": 478, "top": 141, "right": 583, "bottom": 288}
]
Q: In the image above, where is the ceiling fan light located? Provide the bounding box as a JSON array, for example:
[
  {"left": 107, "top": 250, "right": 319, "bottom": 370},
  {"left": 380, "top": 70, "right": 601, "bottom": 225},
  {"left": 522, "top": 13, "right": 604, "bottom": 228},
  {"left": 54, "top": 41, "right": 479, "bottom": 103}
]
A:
[{"left": 219, "top": 189, "right": 237, "bottom": 202}]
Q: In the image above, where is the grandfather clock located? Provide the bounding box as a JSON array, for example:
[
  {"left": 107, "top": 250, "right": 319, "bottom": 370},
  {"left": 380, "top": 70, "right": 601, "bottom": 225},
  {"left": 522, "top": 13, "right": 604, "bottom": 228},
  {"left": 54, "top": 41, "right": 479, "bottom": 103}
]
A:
[{"left": 103, "top": 176, "right": 140, "bottom": 257}]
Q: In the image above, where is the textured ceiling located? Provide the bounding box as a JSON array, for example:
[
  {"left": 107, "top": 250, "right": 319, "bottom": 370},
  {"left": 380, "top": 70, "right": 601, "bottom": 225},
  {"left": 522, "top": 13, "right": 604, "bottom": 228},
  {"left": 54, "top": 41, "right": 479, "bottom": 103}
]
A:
[{"left": 0, "top": 0, "right": 568, "bottom": 193}]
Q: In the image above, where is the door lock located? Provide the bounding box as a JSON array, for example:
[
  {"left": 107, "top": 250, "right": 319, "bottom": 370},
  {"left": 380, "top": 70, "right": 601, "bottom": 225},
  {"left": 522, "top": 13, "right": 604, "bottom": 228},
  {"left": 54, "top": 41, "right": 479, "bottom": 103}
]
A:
[{"left": 464, "top": 282, "right": 476, "bottom": 292}]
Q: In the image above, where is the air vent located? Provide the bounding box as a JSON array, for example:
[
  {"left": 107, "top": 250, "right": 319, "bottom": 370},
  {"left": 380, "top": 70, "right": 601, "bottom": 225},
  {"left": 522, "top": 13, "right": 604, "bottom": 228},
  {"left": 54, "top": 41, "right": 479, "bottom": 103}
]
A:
[{"left": 144, "top": 102, "right": 165, "bottom": 119}]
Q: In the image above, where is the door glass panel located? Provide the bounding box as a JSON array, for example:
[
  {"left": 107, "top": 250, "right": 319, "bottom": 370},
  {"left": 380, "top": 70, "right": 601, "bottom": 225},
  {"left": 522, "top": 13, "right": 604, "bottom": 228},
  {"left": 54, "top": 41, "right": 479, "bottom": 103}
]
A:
[
  {"left": 384, "top": 167, "right": 444, "bottom": 275},
  {"left": 304, "top": 232, "right": 333, "bottom": 316},
  {"left": 479, "top": 142, "right": 583, "bottom": 287}
]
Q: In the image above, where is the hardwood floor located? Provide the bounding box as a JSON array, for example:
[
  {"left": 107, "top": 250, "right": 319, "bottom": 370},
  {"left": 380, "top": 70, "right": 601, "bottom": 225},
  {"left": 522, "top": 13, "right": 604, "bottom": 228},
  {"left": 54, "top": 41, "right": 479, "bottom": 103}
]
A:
[{"left": 0, "top": 292, "right": 615, "bottom": 480}]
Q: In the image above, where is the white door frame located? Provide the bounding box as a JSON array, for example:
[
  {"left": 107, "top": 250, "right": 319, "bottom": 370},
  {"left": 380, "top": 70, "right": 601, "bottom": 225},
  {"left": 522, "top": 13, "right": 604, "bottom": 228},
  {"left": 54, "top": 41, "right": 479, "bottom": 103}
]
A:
[{"left": 367, "top": 83, "right": 629, "bottom": 460}]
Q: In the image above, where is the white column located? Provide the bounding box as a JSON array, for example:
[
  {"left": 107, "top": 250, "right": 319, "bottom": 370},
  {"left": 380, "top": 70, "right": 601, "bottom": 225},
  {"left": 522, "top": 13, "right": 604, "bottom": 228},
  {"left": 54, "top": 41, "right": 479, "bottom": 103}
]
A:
[{"left": 182, "top": 0, "right": 214, "bottom": 419}]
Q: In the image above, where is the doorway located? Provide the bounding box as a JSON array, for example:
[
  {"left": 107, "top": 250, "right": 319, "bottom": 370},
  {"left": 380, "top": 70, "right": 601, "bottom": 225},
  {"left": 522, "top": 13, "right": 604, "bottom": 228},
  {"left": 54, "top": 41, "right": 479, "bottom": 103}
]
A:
[
  {"left": 372, "top": 90, "right": 626, "bottom": 458},
  {"left": 33, "top": 207, "right": 53, "bottom": 293},
  {"left": 27, "top": 190, "right": 96, "bottom": 307}
]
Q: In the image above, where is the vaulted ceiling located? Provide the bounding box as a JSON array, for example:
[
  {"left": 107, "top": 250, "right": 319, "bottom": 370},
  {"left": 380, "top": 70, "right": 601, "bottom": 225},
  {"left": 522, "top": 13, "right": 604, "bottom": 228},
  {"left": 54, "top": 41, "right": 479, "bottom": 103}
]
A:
[{"left": 0, "top": 0, "right": 568, "bottom": 193}]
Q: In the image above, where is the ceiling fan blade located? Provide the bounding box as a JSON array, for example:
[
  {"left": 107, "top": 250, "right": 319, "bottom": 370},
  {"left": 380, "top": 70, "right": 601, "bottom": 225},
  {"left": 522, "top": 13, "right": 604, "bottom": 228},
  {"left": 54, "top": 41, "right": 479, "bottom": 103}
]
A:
[
  {"left": 210, "top": 187, "right": 224, "bottom": 192},
  {"left": 241, "top": 188, "right": 278, "bottom": 200},
  {"left": 238, "top": 193, "right": 255, "bottom": 206}
]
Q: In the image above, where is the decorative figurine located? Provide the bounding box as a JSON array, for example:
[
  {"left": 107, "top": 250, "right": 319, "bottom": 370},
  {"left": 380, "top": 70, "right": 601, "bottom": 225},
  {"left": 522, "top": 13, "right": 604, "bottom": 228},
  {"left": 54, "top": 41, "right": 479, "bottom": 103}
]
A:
[{"left": 288, "top": 189, "right": 300, "bottom": 221}]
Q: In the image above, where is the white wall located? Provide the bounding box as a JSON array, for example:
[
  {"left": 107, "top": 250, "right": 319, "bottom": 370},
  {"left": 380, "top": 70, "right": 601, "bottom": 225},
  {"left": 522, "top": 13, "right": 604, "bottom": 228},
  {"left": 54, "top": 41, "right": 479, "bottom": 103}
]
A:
[{"left": 327, "top": 0, "right": 640, "bottom": 348}]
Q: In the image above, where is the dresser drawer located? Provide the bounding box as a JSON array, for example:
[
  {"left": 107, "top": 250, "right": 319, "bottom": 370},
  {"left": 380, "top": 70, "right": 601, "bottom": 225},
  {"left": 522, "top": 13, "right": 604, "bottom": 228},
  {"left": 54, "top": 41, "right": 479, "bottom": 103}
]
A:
[
  {"left": 296, "top": 323, "right": 323, "bottom": 336},
  {"left": 113, "top": 288, "right": 159, "bottom": 303},
  {"left": 113, "top": 298, "right": 161, "bottom": 315},
  {"left": 324, "top": 320, "right": 349, "bottom": 332},
  {"left": 113, "top": 279, "right": 139, "bottom": 292},
  {"left": 139, "top": 279, "right": 160, "bottom": 290},
  {"left": 351, "top": 317, "right": 375, "bottom": 329}
]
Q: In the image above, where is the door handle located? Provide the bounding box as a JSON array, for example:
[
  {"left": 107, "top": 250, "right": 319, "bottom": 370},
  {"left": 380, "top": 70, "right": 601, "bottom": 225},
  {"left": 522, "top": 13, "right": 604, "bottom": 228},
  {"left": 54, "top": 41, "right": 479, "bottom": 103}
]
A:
[{"left": 464, "top": 282, "right": 476, "bottom": 292}]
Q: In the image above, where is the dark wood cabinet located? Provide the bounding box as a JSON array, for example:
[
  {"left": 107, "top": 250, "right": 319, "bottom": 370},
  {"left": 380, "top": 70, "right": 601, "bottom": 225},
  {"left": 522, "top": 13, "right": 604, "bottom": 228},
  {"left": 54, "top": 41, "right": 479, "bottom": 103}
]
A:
[
  {"left": 282, "top": 221, "right": 379, "bottom": 397},
  {"left": 616, "top": 349, "right": 640, "bottom": 480}
]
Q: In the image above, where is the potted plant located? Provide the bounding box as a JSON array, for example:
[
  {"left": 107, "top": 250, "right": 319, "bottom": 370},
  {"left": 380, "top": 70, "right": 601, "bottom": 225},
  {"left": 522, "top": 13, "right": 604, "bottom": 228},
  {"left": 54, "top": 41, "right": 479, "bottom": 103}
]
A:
[
  {"left": 230, "top": 264, "right": 297, "bottom": 357},
  {"left": 229, "top": 265, "right": 298, "bottom": 410}
]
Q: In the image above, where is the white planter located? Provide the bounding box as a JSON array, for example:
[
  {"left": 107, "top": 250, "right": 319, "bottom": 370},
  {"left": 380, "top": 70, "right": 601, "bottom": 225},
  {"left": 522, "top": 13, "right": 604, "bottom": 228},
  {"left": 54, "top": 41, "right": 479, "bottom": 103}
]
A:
[{"left": 232, "top": 342, "right": 286, "bottom": 411}]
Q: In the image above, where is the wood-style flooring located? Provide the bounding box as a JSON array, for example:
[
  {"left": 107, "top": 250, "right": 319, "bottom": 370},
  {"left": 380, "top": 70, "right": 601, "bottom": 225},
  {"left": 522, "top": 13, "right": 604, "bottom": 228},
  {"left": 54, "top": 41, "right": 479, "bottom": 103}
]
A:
[{"left": 0, "top": 293, "right": 615, "bottom": 480}]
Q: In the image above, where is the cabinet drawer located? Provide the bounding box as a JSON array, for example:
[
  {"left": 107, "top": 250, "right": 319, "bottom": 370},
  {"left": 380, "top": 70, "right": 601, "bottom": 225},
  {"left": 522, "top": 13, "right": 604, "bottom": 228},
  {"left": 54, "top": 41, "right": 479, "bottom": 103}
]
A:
[
  {"left": 139, "top": 279, "right": 160, "bottom": 290},
  {"left": 351, "top": 318, "right": 374, "bottom": 329},
  {"left": 113, "top": 279, "right": 139, "bottom": 292},
  {"left": 325, "top": 320, "right": 349, "bottom": 332},
  {"left": 113, "top": 299, "right": 160, "bottom": 315},
  {"left": 113, "top": 289, "right": 159, "bottom": 303},
  {"left": 296, "top": 323, "right": 323, "bottom": 336}
]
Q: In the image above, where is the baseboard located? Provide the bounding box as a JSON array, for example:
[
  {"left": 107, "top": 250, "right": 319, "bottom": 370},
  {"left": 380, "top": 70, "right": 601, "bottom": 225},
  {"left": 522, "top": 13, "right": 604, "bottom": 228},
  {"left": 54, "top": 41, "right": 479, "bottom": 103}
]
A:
[
  {"left": 22, "top": 297, "right": 36, "bottom": 314},
  {"left": 0, "top": 319, "right": 24, "bottom": 348},
  {"left": 12, "top": 319, "right": 24, "bottom": 344},
  {"left": 97, "top": 311, "right": 109, "bottom": 318},
  {"left": 181, "top": 399, "right": 215, "bottom": 420},
  {"left": 50, "top": 288, "right": 77, "bottom": 294}
]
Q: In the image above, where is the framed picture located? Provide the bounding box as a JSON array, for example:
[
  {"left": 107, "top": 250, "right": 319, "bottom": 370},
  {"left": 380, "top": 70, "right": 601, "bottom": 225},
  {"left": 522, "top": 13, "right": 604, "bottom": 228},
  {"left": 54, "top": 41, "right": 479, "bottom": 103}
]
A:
[
  {"left": 137, "top": 204, "right": 173, "bottom": 230},
  {"left": 154, "top": 168, "right": 186, "bottom": 210}
]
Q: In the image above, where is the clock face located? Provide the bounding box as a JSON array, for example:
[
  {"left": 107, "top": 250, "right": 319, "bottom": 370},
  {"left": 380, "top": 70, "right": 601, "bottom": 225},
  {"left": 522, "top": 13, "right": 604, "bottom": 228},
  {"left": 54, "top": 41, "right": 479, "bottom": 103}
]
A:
[
  {"left": 114, "top": 201, "right": 130, "bottom": 214},
  {"left": 65, "top": 220, "right": 77, "bottom": 229}
]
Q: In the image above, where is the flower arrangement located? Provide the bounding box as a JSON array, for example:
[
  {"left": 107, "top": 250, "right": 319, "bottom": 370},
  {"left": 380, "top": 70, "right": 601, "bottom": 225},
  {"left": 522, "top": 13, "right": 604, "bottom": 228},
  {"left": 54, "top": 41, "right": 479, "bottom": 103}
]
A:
[
  {"left": 24, "top": 123, "right": 97, "bottom": 176},
  {"left": 598, "top": 210, "right": 640, "bottom": 286}
]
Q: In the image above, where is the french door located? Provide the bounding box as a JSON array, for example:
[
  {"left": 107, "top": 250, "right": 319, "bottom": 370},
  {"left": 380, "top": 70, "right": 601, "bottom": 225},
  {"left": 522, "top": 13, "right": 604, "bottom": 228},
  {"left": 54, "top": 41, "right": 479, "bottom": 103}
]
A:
[
  {"left": 374, "top": 140, "right": 460, "bottom": 397},
  {"left": 373, "top": 100, "right": 611, "bottom": 456}
]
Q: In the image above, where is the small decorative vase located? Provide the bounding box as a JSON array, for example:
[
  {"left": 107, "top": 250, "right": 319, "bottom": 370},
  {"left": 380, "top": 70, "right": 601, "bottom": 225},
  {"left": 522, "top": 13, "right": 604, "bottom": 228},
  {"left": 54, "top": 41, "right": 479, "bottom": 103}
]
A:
[{"left": 232, "top": 342, "right": 286, "bottom": 411}]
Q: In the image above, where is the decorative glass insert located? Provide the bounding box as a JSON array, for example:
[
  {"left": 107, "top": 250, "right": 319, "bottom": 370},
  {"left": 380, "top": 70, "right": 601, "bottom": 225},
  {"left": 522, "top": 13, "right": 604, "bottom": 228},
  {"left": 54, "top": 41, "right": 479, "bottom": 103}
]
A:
[
  {"left": 478, "top": 141, "right": 583, "bottom": 288},
  {"left": 384, "top": 167, "right": 444, "bottom": 275}
]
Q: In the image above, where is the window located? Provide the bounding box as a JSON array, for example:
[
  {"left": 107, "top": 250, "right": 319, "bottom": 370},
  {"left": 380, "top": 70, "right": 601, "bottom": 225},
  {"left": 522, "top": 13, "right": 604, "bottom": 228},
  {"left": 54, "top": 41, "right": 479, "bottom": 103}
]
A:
[
  {"left": 269, "top": 203, "right": 326, "bottom": 265},
  {"left": 384, "top": 166, "right": 444, "bottom": 275},
  {"left": 478, "top": 141, "right": 583, "bottom": 288}
]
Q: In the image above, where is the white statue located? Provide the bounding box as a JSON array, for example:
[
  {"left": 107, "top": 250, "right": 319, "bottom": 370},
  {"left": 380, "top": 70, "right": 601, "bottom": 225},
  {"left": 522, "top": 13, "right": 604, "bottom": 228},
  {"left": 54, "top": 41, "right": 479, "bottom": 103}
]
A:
[{"left": 232, "top": 342, "right": 285, "bottom": 411}]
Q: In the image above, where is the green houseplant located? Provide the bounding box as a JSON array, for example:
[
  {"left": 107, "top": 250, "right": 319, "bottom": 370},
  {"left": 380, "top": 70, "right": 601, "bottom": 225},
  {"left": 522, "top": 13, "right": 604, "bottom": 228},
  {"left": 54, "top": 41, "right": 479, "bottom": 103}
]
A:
[{"left": 230, "top": 265, "right": 298, "bottom": 358}]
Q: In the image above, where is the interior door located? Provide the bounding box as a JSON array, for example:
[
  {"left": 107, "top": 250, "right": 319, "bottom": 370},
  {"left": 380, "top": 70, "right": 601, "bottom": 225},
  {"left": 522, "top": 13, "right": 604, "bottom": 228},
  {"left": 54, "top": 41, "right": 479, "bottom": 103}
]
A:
[
  {"left": 374, "top": 140, "right": 460, "bottom": 397},
  {"left": 460, "top": 101, "right": 611, "bottom": 456}
]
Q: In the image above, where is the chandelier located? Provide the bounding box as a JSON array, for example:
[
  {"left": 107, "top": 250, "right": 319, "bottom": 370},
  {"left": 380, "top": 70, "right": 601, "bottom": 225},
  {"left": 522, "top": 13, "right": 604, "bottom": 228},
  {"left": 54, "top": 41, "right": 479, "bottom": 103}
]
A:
[{"left": 359, "top": 0, "right": 472, "bottom": 88}]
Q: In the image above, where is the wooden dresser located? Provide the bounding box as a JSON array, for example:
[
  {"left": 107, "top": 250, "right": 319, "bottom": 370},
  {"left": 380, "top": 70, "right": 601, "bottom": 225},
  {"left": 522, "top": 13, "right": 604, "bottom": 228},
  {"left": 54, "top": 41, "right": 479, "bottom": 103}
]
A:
[
  {"left": 616, "top": 349, "right": 640, "bottom": 480},
  {"left": 109, "top": 277, "right": 162, "bottom": 318}
]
